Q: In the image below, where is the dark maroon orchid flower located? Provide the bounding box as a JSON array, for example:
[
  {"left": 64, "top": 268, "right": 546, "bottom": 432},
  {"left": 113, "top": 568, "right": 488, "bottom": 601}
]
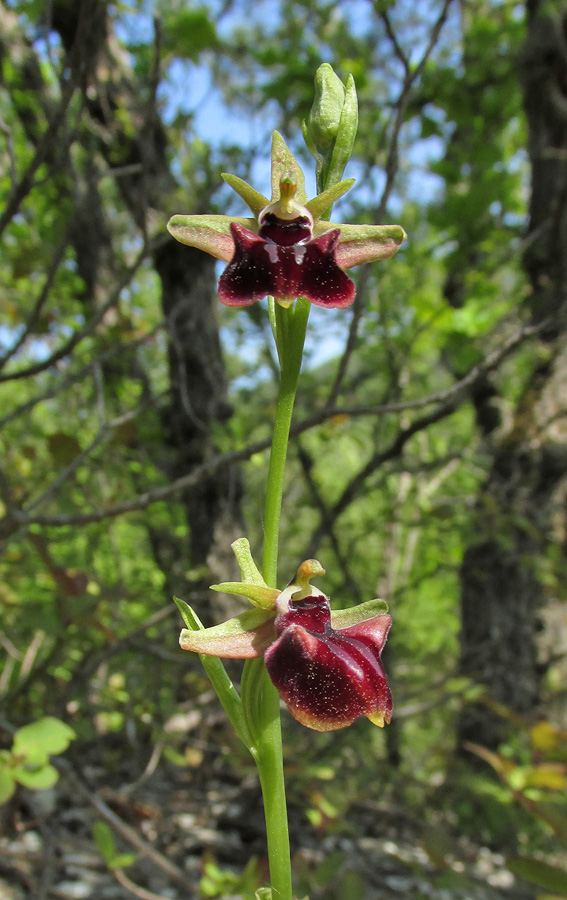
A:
[
  {"left": 178, "top": 543, "right": 392, "bottom": 732},
  {"left": 167, "top": 132, "right": 406, "bottom": 310}
]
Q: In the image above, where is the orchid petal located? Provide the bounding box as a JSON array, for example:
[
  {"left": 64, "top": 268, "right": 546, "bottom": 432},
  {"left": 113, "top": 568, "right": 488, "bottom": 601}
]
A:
[
  {"left": 210, "top": 582, "right": 280, "bottom": 610},
  {"left": 230, "top": 537, "right": 268, "bottom": 587},
  {"left": 179, "top": 607, "right": 277, "bottom": 659},
  {"left": 305, "top": 178, "right": 355, "bottom": 222},
  {"left": 265, "top": 620, "right": 392, "bottom": 731},
  {"left": 265, "top": 588, "right": 392, "bottom": 731},
  {"left": 218, "top": 224, "right": 278, "bottom": 306},
  {"left": 297, "top": 230, "right": 355, "bottom": 308},
  {"left": 221, "top": 173, "right": 269, "bottom": 217},
  {"left": 167, "top": 214, "right": 255, "bottom": 262}
]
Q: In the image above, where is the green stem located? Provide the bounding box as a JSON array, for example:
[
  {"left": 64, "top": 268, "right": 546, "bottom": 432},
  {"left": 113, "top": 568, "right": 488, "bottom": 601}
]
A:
[
  {"left": 250, "top": 297, "right": 310, "bottom": 900},
  {"left": 255, "top": 666, "right": 293, "bottom": 900},
  {"left": 262, "top": 298, "right": 310, "bottom": 586}
]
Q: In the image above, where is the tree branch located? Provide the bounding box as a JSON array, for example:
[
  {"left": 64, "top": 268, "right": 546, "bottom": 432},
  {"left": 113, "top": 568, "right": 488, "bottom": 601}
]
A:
[{"left": 0, "top": 319, "right": 541, "bottom": 535}]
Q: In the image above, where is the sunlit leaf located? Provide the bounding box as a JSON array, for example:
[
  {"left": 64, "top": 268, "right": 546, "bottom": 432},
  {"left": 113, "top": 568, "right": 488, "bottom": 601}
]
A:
[{"left": 507, "top": 858, "right": 567, "bottom": 895}]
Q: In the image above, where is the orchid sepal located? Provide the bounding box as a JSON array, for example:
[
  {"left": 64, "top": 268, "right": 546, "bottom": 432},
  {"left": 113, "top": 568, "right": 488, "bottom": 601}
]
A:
[
  {"left": 209, "top": 538, "right": 279, "bottom": 609},
  {"left": 270, "top": 131, "right": 308, "bottom": 204},
  {"left": 167, "top": 213, "right": 253, "bottom": 262},
  {"left": 317, "top": 222, "right": 407, "bottom": 267},
  {"left": 179, "top": 606, "right": 277, "bottom": 658}
]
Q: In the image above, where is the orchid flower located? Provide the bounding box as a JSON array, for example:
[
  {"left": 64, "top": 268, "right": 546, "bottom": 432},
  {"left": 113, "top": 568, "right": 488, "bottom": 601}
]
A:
[
  {"left": 178, "top": 540, "right": 392, "bottom": 732},
  {"left": 167, "top": 132, "right": 406, "bottom": 309}
]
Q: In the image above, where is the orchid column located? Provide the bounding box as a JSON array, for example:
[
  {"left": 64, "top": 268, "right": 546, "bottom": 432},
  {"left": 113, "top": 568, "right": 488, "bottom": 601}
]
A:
[{"left": 168, "top": 65, "right": 405, "bottom": 900}]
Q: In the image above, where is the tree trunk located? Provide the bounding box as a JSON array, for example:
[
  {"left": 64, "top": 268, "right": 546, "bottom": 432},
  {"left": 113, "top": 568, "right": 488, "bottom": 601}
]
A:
[
  {"left": 458, "top": 0, "right": 567, "bottom": 748},
  {"left": 154, "top": 241, "right": 245, "bottom": 621},
  {"left": 47, "top": 0, "right": 245, "bottom": 615}
]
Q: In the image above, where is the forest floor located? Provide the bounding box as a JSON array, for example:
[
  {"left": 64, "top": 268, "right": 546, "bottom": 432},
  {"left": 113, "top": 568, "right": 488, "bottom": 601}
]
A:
[{"left": 0, "top": 717, "right": 537, "bottom": 900}]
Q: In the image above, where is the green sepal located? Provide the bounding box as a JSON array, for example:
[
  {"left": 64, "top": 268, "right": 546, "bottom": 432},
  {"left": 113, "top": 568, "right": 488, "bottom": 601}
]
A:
[
  {"left": 174, "top": 598, "right": 257, "bottom": 756},
  {"left": 321, "top": 73, "right": 358, "bottom": 190},
  {"left": 324, "top": 222, "right": 407, "bottom": 269},
  {"left": 305, "top": 178, "right": 355, "bottom": 223},
  {"left": 221, "top": 173, "right": 269, "bottom": 217},
  {"left": 271, "top": 131, "right": 308, "bottom": 205},
  {"left": 167, "top": 213, "right": 254, "bottom": 262},
  {"left": 330, "top": 598, "right": 388, "bottom": 630},
  {"left": 210, "top": 539, "right": 279, "bottom": 609},
  {"left": 179, "top": 606, "right": 276, "bottom": 657},
  {"left": 302, "top": 118, "right": 324, "bottom": 169}
]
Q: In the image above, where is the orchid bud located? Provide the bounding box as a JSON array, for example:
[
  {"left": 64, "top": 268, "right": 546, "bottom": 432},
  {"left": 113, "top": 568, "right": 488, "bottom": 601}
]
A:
[
  {"left": 303, "top": 65, "right": 359, "bottom": 195},
  {"left": 307, "top": 63, "right": 345, "bottom": 148}
]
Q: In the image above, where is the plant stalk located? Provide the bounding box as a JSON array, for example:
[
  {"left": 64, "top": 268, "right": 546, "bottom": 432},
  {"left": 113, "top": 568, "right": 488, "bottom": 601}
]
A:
[{"left": 253, "top": 296, "right": 310, "bottom": 900}]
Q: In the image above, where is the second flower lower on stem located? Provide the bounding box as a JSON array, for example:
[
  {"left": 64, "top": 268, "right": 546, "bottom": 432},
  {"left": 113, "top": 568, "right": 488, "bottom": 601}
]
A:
[{"left": 179, "top": 539, "right": 392, "bottom": 733}]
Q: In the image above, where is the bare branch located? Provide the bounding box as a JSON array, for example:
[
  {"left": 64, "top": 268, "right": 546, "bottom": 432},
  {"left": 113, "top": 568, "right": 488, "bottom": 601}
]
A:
[
  {"left": 2, "top": 319, "right": 542, "bottom": 534},
  {"left": 0, "top": 322, "right": 164, "bottom": 429},
  {"left": 304, "top": 398, "right": 461, "bottom": 558},
  {"left": 0, "top": 0, "right": 100, "bottom": 237},
  {"left": 0, "top": 244, "right": 149, "bottom": 383},
  {"left": 378, "top": 7, "right": 411, "bottom": 76},
  {"left": 325, "top": 270, "right": 370, "bottom": 407},
  {"left": 375, "top": 0, "right": 454, "bottom": 220},
  {"left": 297, "top": 442, "right": 363, "bottom": 601},
  {"left": 57, "top": 760, "right": 190, "bottom": 889},
  {"left": 25, "top": 398, "right": 167, "bottom": 514},
  {"left": 0, "top": 224, "right": 71, "bottom": 370}
]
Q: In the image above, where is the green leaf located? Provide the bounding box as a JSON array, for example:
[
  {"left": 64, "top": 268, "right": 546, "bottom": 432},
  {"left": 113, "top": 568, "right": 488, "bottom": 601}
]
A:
[
  {"left": 529, "top": 802, "right": 567, "bottom": 845},
  {"left": 0, "top": 769, "right": 16, "bottom": 804},
  {"left": 109, "top": 852, "right": 136, "bottom": 871},
  {"left": 174, "top": 598, "right": 256, "bottom": 756},
  {"left": 161, "top": 8, "right": 218, "bottom": 60},
  {"left": 507, "top": 858, "right": 567, "bottom": 895},
  {"left": 47, "top": 432, "right": 81, "bottom": 467},
  {"left": 13, "top": 763, "right": 59, "bottom": 790},
  {"left": 93, "top": 821, "right": 116, "bottom": 863},
  {"left": 13, "top": 717, "right": 76, "bottom": 758}
]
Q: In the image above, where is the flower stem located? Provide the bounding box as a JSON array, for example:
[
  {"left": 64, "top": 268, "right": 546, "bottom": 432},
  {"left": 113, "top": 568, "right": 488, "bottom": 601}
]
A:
[
  {"left": 262, "top": 297, "right": 310, "bottom": 587},
  {"left": 250, "top": 296, "right": 310, "bottom": 900}
]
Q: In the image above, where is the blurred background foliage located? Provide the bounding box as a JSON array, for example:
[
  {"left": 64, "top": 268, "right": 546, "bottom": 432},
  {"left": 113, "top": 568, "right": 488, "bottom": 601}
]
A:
[{"left": 1, "top": 0, "right": 567, "bottom": 898}]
